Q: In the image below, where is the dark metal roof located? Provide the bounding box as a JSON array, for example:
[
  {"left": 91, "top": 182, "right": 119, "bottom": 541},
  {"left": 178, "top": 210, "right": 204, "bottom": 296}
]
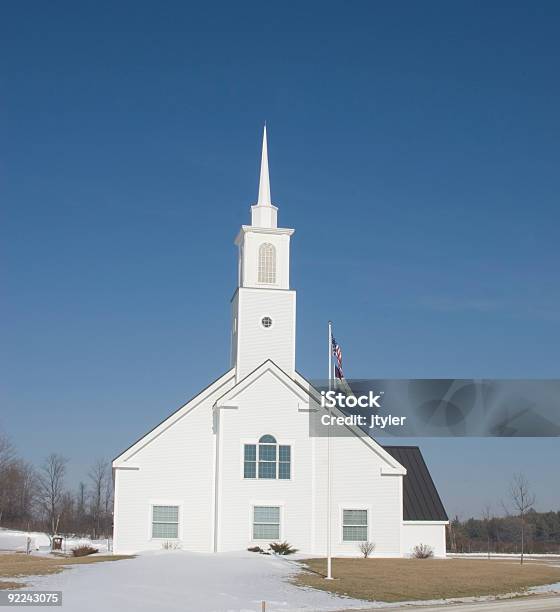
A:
[{"left": 383, "top": 445, "right": 448, "bottom": 522}]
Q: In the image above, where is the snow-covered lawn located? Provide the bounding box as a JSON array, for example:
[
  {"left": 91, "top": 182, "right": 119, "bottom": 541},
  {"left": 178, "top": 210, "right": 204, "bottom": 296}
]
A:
[
  {"left": 0, "top": 528, "right": 110, "bottom": 555},
  {"left": 16, "top": 550, "right": 368, "bottom": 611},
  {"left": 0, "top": 529, "right": 51, "bottom": 552}
]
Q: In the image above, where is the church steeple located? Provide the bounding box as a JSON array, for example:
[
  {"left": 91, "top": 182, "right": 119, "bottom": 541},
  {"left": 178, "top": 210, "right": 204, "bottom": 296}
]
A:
[
  {"left": 232, "top": 126, "right": 296, "bottom": 379},
  {"left": 251, "top": 125, "right": 278, "bottom": 228},
  {"left": 257, "top": 124, "right": 271, "bottom": 206}
]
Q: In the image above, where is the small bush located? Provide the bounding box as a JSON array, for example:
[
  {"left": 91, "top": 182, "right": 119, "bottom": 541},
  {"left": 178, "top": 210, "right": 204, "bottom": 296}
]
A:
[
  {"left": 269, "top": 541, "right": 298, "bottom": 555},
  {"left": 71, "top": 545, "right": 99, "bottom": 557},
  {"left": 412, "top": 543, "right": 434, "bottom": 559},
  {"left": 359, "top": 541, "right": 376, "bottom": 558},
  {"left": 247, "top": 546, "right": 263, "bottom": 553},
  {"left": 162, "top": 541, "right": 181, "bottom": 550}
]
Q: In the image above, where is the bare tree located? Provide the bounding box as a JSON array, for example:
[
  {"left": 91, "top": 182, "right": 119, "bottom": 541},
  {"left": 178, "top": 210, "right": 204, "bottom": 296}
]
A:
[
  {"left": 482, "top": 504, "right": 492, "bottom": 559},
  {"left": 0, "top": 431, "right": 17, "bottom": 522},
  {"left": 88, "top": 459, "right": 108, "bottom": 539},
  {"left": 509, "top": 473, "right": 536, "bottom": 565},
  {"left": 0, "top": 431, "right": 16, "bottom": 473},
  {"left": 12, "top": 460, "right": 37, "bottom": 525},
  {"left": 0, "top": 432, "right": 34, "bottom": 527},
  {"left": 59, "top": 491, "right": 75, "bottom": 535},
  {"left": 37, "top": 453, "right": 68, "bottom": 536},
  {"left": 76, "top": 482, "right": 87, "bottom": 534}
]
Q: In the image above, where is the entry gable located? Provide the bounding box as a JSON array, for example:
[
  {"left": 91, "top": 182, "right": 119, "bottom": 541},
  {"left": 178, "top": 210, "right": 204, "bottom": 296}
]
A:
[{"left": 215, "top": 360, "right": 309, "bottom": 409}]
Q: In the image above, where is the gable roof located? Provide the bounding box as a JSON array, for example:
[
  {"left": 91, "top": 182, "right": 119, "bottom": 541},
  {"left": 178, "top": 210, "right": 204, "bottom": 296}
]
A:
[
  {"left": 113, "top": 360, "right": 407, "bottom": 477},
  {"left": 113, "top": 368, "right": 236, "bottom": 467},
  {"left": 383, "top": 445, "right": 448, "bottom": 522}
]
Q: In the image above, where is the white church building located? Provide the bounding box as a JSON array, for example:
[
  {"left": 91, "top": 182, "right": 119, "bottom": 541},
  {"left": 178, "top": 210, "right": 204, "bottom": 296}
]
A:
[{"left": 112, "top": 128, "right": 448, "bottom": 557}]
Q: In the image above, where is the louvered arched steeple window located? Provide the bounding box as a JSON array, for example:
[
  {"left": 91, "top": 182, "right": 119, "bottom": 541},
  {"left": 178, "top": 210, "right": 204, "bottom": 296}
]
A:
[{"left": 258, "top": 242, "right": 276, "bottom": 284}]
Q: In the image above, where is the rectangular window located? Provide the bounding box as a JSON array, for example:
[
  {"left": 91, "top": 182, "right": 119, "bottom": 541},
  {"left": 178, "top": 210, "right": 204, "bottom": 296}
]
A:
[
  {"left": 243, "top": 442, "right": 291, "bottom": 480},
  {"left": 278, "top": 445, "right": 291, "bottom": 479},
  {"left": 152, "top": 505, "right": 179, "bottom": 539},
  {"left": 342, "top": 509, "right": 368, "bottom": 542},
  {"left": 244, "top": 444, "right": 256, "bottom": 478},
  {"left": 253, "top": 506, "right": 280, "bottom": 540}
]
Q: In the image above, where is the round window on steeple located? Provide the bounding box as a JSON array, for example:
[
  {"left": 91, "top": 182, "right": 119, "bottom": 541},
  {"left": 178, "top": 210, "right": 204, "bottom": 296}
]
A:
[{"left": 261, "top": 316, "right": 273, "bottom": 329}]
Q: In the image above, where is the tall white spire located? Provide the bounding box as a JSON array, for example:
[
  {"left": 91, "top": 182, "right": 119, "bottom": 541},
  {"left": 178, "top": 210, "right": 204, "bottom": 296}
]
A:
[
  {"left": 233, "top": 124, "right": 296, "bottom": 380},
  {"left": 251, "top": 124, "right": 278, "bottom": 228},
  {"left": 257, "top": 124, "right": 271, "bottom": 206}
]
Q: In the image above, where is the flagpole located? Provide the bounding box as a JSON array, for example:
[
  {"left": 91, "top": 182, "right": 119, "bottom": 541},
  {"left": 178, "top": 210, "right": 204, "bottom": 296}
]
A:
[{"left": 326, "top": 321, "right": 333, "bottom": 580}]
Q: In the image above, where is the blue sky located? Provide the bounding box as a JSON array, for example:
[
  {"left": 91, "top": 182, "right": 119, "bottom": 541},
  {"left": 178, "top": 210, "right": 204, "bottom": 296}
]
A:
[{"left": 1, "top": 1, "right": 559, "bottom": 519}]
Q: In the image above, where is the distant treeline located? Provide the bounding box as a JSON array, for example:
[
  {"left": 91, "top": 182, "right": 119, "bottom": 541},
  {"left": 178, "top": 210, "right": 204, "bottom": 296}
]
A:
[
  {"left": 0, "top": 429, "right": 112, "bottom": 540},
  {"left": 447, "top": 510, "right": 560, "bottom": 554}
]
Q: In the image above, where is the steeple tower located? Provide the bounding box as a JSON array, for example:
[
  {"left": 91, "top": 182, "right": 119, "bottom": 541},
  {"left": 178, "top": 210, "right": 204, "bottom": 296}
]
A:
[
  {"left": 251, "top": 125, "right": 278, "bottom": 228},
  {"left": 231, "top": 126, "right": 296, "bottom": 380}
]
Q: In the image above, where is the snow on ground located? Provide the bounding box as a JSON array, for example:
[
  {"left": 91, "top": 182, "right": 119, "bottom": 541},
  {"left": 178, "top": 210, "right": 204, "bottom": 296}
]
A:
[
  {"left": 0, "top": 529, "right": 51, "bottom": 551},
  {"left": 56, "top": 537, "right": 111, "bottom": 554},
  {"left": 0, "top": 528, "right": 110, "bottom": 554},
  {"left": 14, "top": 551, "right": 560, "bottom": 612},
  {"left": 4, "top": 534, "right": 559, "bottom": 611},
  {"left": 16, "top": 550, "right": 369, "bottom": 612}
]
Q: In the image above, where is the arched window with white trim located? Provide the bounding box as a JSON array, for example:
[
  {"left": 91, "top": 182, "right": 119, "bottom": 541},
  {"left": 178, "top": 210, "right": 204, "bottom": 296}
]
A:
[
  {"left": 258, "top": 242, "right": 276, "bottom": 284},
  {"left": 243, "top": 434, "right": 291, "bottom": 479}
]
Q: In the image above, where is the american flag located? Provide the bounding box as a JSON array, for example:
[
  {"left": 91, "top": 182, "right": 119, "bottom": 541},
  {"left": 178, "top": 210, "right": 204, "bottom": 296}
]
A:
[{"left": 331, "top": 335, "right": 344, "bottom": 379}]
